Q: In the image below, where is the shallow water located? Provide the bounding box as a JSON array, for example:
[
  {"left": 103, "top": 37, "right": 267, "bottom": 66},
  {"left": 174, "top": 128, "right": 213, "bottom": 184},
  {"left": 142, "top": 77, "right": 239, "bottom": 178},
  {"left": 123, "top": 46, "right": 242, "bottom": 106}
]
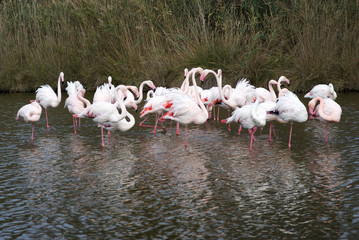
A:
[{"left": 1, "top": 92, "right": 359, "bottom": 239}]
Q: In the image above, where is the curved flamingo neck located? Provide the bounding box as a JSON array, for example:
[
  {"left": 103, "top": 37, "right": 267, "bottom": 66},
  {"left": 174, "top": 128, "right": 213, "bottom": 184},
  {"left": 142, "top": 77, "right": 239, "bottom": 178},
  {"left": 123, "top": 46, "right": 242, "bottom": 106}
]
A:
[
  {"left": 268, "top": 80, "right": 278, "bottom": 101},
  {"left": 77, "top": 90, "right": 91, "bottom": 108},
  {"left": 135, "top": 80, "right": 154, "bottom": 104},
  {"left": 191, "top": 68, "right": 207, "bottom": 116},
  {"left": 313, "top": 97, "right": 339, "bottom": 122}
]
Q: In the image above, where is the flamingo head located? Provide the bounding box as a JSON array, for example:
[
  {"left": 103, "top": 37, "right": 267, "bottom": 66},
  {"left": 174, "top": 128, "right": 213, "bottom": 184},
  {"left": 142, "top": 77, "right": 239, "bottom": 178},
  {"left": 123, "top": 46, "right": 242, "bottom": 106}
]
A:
[{"left": 60, "top": 72, "right": 64, "bottom": 82}]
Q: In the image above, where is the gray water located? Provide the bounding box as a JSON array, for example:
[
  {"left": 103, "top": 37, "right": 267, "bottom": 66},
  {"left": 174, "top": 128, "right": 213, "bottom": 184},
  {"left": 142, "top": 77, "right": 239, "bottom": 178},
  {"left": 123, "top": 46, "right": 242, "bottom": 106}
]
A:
[{"left": 1, "top": 92, "right": 359, "bottom": 239}]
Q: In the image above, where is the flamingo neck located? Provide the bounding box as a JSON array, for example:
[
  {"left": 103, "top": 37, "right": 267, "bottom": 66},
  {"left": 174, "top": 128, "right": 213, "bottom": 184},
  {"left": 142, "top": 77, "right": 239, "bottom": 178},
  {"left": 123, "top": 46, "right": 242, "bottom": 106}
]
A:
[
  {"left": 268, "top": 80, "right": 278, "bottom": 101},
  {"left": 191, "top": 69, "right": 208, "bottom": 118}
]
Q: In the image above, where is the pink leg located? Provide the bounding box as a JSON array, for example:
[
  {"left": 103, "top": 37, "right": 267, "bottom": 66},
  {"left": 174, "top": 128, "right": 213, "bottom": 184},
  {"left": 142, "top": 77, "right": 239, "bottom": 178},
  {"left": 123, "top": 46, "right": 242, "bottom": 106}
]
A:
[
  {"left": 176, "top": 122, "right": 180, "bottom": 135},
  {"left": 325, "top": 124, "right": 328, "bottom": 142},
  {"left": 153, "top": 113, "right": 159, "bottom": 134},
  {"left": 288, "top": 123, "right": 293, "bottom": 148},
  {"left": 73, "top": 117, "right": 77, "bottom": 134},
  {"left": 31, "top": 123, "right": 35, "bottom": 141},
  {"left": 101, "top": 124, "right": 105, "bottom": 147},
  {"left": 250, "top": 129, "right": 254, "bottom": 151},
  {"left": 269, "top": 123, "right": 272, "bottom": 142},
  {"left": 45, "top": 109, "right": 49, "bottom": 129},
  {"left": 272, "top": 124, "right": 277, "bottom": 137},
  {"left": 238, "top": 125, "right": 242, "bottom": 135},
  {"left": 184, "top": 125, "right": 188, "bottom": 147}
]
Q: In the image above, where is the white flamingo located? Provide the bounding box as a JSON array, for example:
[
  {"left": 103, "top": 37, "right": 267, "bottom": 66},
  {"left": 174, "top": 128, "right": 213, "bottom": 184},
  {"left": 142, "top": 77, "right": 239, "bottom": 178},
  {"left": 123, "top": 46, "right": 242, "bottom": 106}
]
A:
[
  {"left": 271, "top": 91, "right": 308, "bottom": 148},
  {"left": 64, "top": 81, "right": 85, "bottom": 134},
  {"left": 15, "top": 101, "right": 42, "bottom": 141},
  {"left": 35, "top": 72, "right": 64, "bottom": 128},
  {"left": 159, "top": 67, "right": 207, "bottom": 147},
  {"left": 223, "top": 92, "right": 267, "bottom": 151},
  {"left": 76, "top": 86, "right": 128, "bottom": 147},
  {"left": 308, "top": 97, "right": 342, "bottom": 142},
  {"left": 304, "top": 83, "right": 337, "bottom": 100}
]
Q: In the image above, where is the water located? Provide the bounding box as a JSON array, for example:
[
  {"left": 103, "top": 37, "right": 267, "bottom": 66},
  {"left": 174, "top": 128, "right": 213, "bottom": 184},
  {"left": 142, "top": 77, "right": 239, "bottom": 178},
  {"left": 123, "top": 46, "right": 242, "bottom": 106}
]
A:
[{"left": 1, "top": 92, "right": 359, "bottom": 239}]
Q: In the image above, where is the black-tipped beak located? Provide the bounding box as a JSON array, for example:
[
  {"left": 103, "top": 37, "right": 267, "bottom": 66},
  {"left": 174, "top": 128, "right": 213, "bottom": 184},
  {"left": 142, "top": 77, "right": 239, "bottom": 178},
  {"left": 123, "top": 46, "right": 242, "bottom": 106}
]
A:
[{"left": 153, "top": 87, "right": 157, "bottom": 92}]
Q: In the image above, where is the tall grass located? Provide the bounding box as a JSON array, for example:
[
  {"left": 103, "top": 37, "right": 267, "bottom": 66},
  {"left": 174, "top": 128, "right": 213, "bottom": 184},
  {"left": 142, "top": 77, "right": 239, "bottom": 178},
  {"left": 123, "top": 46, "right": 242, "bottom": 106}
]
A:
[{"left": 0, "top": 0, "right": 358, "bottom": 92}]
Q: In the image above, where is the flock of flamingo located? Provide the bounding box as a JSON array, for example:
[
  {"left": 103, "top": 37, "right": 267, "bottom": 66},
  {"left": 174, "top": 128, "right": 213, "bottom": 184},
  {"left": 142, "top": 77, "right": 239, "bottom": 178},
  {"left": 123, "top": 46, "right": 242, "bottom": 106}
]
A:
[{"left": 15, "top": 67, "right": 342, "bottom": 151}]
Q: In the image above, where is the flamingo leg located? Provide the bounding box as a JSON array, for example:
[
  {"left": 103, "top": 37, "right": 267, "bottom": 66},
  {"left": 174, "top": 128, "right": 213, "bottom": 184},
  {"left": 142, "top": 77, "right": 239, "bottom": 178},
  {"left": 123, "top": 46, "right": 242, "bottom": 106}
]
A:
[
  {"left": 288, "top": 123, "right": 293, "bottom": 148},
  {"left": 140, "top": 115, "right": 166, "bottom": 131},
  {"left": 269, "top": 123, "right": 273, "bottom": 142},
  {"left": 73, "top": 117, "right": 77, "bottom": 134},
  {"left": 325, "top": 123, "right": 328, "bottom": 142},
  {"left": 153, "top": 113, "right": 160, "bottom": 134},
  {"left": 238, "top": 125, "right": 242, "bottom": 135},
  {"left": 272, "top": 123, "right": 277, "bottom": 137},
  {"left": 184, "top": 125, "right": 188, "bottom": 147},
  {"left": 250, "top": 128, "right": 254, "bottom": 151},
  {"left": 79, "top": 117, "right": 81, "bottom": 126},
  {"left": 101, "top": 124, "right": 105, "bottom": 147},
  {"left": 45, "top": 109, "right": 49, "bottom": 129},
  {"left": 176, "top": 122, "right": 180, "bottom": 135},
  {"left": 31, "top": 122, "right": 35, "bottom": 141}
]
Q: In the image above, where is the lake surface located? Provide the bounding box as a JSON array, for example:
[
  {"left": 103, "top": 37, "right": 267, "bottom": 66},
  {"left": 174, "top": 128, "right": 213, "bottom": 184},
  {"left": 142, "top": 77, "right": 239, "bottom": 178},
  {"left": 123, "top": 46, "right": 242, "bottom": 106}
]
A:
[{"left": 1, "top": 92, "right": 359, "bottom": 239}]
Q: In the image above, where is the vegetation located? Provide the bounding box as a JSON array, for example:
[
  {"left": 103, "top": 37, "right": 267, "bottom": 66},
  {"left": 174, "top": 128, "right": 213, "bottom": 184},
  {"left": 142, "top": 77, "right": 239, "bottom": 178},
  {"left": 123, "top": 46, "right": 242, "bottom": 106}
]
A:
[{"left": 0, "top": 0, "right": 358, "bottom": 93}]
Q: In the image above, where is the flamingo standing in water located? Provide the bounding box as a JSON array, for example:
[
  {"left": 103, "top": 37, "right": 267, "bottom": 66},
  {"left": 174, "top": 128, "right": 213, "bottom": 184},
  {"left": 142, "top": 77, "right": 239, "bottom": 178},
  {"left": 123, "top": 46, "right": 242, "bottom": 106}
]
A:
[
  {"left": 64, "top": 81, "right": 85, "bottom": 134},
  {"left": 76, "top": 85, "right": 128, "bottom": 147},
  {"left": 35, "top": 72, "right": 64, "bottom": 128},
  {"left": 308, "top": 97, "right": 342, "bottom": 142},
  {"left": 15, "top": 101, "right": 42, "bottom": 141},
  {"left": 222, "top": 92, "right": 267, "bottom": 151},
  {"left": 200, "top": 69, "right": 255, "bottom": 134},
  {"left": 304, "top": 83, "right": 337, "bottom": 100},
  {"left": 271, "top": 91, "right": 308, "bottom": 148},
  {"left": 159, "top": 67, "right": 207, "bottom": 147},
  {"left": 140, "top": 69, "right": 192, "bottom": 135}
]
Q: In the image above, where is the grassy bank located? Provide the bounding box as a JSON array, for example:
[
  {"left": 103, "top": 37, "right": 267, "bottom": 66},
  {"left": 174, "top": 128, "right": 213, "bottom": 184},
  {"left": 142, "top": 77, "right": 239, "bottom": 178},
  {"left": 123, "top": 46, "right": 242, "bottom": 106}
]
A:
[{"left": 0, "top": 0, "right": 358, "bottom": 93}]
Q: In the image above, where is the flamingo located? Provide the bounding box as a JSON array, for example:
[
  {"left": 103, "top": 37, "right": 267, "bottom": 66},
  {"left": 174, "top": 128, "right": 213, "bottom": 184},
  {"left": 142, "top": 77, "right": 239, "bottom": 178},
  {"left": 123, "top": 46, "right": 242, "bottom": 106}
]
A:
[
  {"left": 15, "top": 101, "right": 42, "bottom": 141},
  {"left": 93, "top": 76, "right": 113, "bottom": 103},
  {"left": 35, "top": 72, "right": 64, "bottom": 128},
  {"left": 200, "top": 69, "right": 255, "bottom": 134},
  {"left": 76, "top": 85, "right": 128, "bottom": 147},
  {"left": 140, "top": 69, "right": 192, "bottom": 135},
  {"left": 308, "top": 97, "right": 342, "bottom": 142},
  {"left": 159, "top": 67, "right": 207, "bottom": 147},
  {"left": 271, "top": 91, "right": 308, "bottom": 148},
  {"left": 222, "top": 92, "right": 266, "bottom": 151},
  {"left": 64, "top": 81, "right": 85, "bottom": 134},
  {"left": 259, "top": 77, "right": 290, "bottom": 141},
  {"left": 304, "top": 83, "right": 337, "bottom": 100}
]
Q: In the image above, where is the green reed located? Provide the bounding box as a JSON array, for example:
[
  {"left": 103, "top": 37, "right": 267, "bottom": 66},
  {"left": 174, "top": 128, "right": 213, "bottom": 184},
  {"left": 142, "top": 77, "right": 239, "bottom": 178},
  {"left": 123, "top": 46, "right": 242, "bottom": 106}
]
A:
[{"left": 0, "top": 0, "right": 358, "bottom": 92}]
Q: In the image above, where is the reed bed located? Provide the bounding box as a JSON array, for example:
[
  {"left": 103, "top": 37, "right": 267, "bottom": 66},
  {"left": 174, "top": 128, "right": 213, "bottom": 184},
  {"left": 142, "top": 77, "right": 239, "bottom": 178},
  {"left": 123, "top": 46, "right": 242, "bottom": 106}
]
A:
[{"left": 0, "top": 0, "right": 358, "bottom": 92}]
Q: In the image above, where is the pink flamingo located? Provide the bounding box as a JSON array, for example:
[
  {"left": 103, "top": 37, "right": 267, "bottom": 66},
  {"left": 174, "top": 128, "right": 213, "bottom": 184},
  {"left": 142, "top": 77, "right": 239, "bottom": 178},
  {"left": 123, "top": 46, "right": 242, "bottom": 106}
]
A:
[
  {"left": 222, "top": 92, "right": 266, "bottom": 151},
  {"left": 271, "top": 91, "right": 308, "bottom": 148},
  {"left": 140, "top": 69, "right": 193, "bottom": 135},
  {"left": 64, "top": 81, "right": 85, "bottom": 134},
  {"left": 35, "top": 72, "right": 64, "bottom": 128},
  {"left": 159, "top": 67, "right": 207, "bottom": 147},
  {"left": 200, "top": 69, "right": 255, "bottom": 134},
  {"left": 308, "top": 97, "right": 342, "bottom": 142},
  {"left": 304, "top": 83, "right": 337, "bottom": 100},
  {"left": 15, "top": 101, "right": 42, "bottom": 141},
  {"left": 76, "top": 86, "right": 128, "bottom": 147},
  {"left": 260, "top": 76, "right": 290, "bottom": 141}
]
